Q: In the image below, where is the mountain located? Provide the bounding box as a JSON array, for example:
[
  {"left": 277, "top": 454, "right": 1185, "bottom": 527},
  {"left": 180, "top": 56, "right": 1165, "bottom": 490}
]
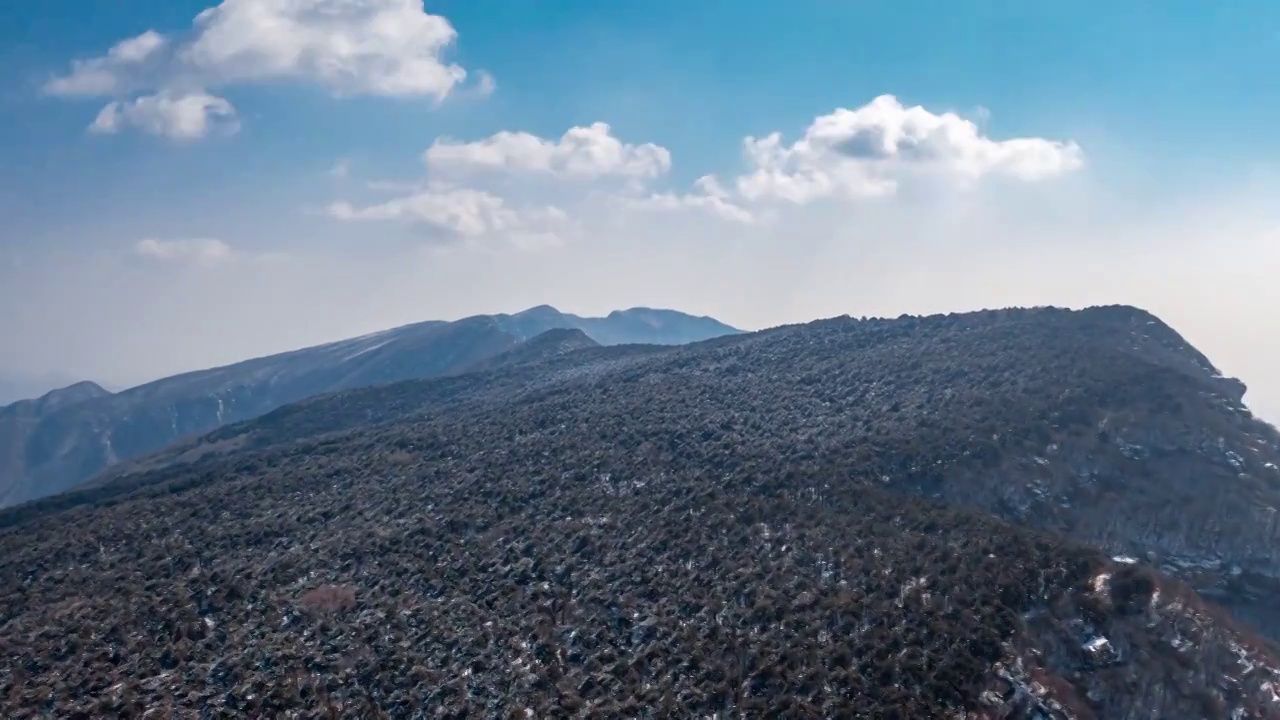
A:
[
  {"left": 534, "top": 305, "right": 743, "bottom": 346},
  {"left": 461, "top": 327, "right": 601, "bottom": 373},
  {"left": 78, "top": 305, "right": 1280, "bottom": 638},
  {"left": 488, "top": 305, "right": 741, "bottom": 346},
  {"left": 4, "top": 305, "right": 1280, "bottom": 717},
  {"left": 1, "top": 380, "right": 112, "bottom": 415},
  {"left": 0, "top": 372, "right": 94, "bottom": 408},
  {"left": 0, "top": 307, "right": 740, "bottom": 508},
  {"left": 0, "top": 381, "right": 115, "bottom": 509}
]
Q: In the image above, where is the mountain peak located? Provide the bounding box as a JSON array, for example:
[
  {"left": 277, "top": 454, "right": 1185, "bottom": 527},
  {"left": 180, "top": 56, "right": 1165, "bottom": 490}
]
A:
[
  {"left": 588, "top": 307, "right": 741, "bottom": 344},
  {"left": 512, "top": 304, "right": 563, "bottom": 318},
  {"left": 527, "top": 326, "right": 596, "bottom": 344},
  {"left": 608, "top": 306, "right": 682, "bottom": 318},
  {"left": 461, "top": 327, "right": 600, "bottom": 374},
  {"left": 32, "top": 381, "right": 111, "bottom": 413}
]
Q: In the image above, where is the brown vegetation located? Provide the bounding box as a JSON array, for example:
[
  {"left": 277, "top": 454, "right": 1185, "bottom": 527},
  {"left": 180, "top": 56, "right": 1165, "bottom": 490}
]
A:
[
  {"left": 0, "top": 305, "right": 1278, "bottom": 717},
  {"left": 300, "top": 585, "right": 357, "bottom": 614}
]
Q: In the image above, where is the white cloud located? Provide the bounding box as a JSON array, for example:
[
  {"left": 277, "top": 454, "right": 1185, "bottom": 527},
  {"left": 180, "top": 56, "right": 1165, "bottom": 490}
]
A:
[
  {"left": 425, "top": 123, "right": 672, "bottom": 181},
  {"left": 110, "top": 30, "right": 170, "bottom": 64},
  {"left": 624, "top": 176, "right": 756, "bottom": 224},
  {"left": 180, "top": 0, "right": 467, "bottom": 98},
  {"left": 392, "top": 100, "right": 1081, "bottom": 237},
  {"left": 134, "top": 238, "right": 237, "bottom": 265},
  {"left": 45, "top": 30, "right": 169, "bottom": 96},
  {"left": 46, "top": 0, "right": 479, "bottom": 139},
  {"left": 329, "top": 188, "right": 568, "bottom": 246},
  {"left": 473, "top": 70, "right": 497, "bottom": 97},
  {"left": 332, "top": 122, "right": 684, "bottom": 250},
  {"left": 330, "top": 100, "right": 1085, "bottom": 251},
  {"left": 89, "top": 90, "right": 239, "bottom": 141},
  {"left": 736, "top": 95, "right": 1084, "bottom": 203}
]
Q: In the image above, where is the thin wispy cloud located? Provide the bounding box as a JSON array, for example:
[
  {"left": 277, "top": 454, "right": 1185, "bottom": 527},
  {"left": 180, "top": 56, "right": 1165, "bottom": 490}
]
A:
[{"left": 133, "top": 237, "right": 237, "bottom": 265}]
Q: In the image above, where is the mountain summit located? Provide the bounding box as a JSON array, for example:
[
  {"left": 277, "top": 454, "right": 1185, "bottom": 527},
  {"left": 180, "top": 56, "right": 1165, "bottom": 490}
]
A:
[
  {"left": 489, "top": 305, "right": 739, "bottom": 346},
  {"left": 0, "top": 307, "right": 740, "bottom": 508}
]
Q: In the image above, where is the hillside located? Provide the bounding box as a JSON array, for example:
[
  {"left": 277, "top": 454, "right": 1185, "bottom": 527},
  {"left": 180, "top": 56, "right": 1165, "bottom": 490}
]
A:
[
  {"left": 75, "top": 304, "right": 1280, "bottom": 637},
  {"left": 0, "top": 307, "right": 739, "bottom": 509},
  {"left": 0, "top": 382, "right": 115, "bottom": 509},
  {"left": 2, "top": 305, "right": 1280, "bottom": 717},
  {"left": 461, "top": 327, "right": 602, "bottom": 373}
]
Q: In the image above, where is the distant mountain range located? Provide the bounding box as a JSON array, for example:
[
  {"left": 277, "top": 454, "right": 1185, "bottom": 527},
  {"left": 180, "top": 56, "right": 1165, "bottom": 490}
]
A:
[{"left": 0, "top": 306, "right": 740, "bottom": 508}]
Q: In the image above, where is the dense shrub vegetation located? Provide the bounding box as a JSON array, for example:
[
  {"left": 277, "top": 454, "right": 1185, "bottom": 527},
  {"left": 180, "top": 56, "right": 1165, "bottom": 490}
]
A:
[{"left": 2, "top": 305, "right": 1279, "bottom": 717}]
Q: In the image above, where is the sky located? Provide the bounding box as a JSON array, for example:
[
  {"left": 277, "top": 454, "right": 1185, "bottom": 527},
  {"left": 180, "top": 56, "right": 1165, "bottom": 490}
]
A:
[{"left": 1, "top": 0, "right": 1279, "bottom": 420}]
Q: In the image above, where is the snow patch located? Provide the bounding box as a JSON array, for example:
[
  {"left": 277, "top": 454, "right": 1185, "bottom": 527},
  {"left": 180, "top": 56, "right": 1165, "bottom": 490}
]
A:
[
  {"left": 340, "top": 338, "right": 395, "bottom": 362},
  {"left": 1091, "top": 572, "right": 1111, "bottom": 593},
  {"left": 1225, "top": 450, "right": 1246, "bottom": 471},
  {"left": 1083, "top": 636, "right": 1111, "bottom": 653}
]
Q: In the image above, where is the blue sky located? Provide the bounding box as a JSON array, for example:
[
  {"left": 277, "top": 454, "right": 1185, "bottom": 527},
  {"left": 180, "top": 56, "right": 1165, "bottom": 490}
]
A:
[{"left": 2, "top": 0, "right": 1279, "bottom": 419}]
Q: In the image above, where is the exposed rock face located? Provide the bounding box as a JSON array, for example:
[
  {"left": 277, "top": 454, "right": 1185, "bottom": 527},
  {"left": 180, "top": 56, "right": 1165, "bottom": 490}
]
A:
[
  {"left": 0, "top": 308, "right": 739, "bottom": 508},
  {"left": 1, "top": 305, "right": 1279, "bottom": 717}
]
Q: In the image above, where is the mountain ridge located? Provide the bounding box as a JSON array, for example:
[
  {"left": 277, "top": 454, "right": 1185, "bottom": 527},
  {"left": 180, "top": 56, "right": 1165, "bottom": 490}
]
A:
[
  {"left": 0, "top": 306, "right": 740, "bottom": 508},
  {"left": 27, "top": 304, "right": 1280, "bottom": 638},
  {"left": 0, "top": 380, "right": 112, "bottom": 415},
  {"left": 0, "top": 372, "right": 93, "bottom": 409}
]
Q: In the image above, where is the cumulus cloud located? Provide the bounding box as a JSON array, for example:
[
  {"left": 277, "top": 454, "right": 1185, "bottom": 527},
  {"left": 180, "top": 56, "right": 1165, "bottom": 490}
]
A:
[
  {"left": 89, "top": 90, "right": 239, "bottom": 140},
  {"left": 425, "top": 123, "right": 672, "bottom": 181},
  {"left": 110, "top": 30, "right": 171, "bottom": 64},
  {"left": 45, "top": 0, "right": 479, "bottom": 138},
  {"left": 179, "top": 0, "right": 467, "bottom": 97},
  {"left": 329, "top": 122, "right": 682, "bottom": 249},
  {"left": 134, "top": 238, "right": 237, "bottom": 265},
  {"left": 736, "top": 95, "right": 1083, "bottom": 203},
  {"left": 44, "top": 30, "right": 169, "bottom": 97},
  {"left": 624, "top": 176, "right": 756, "bottom": 224},
  {"left": 325, "top": 117, "right": 767, "bottom": 254},
  {"left": 329, "top": 98, "right": 1085, "bottom": 250},
  {"left": 328, "top": 188, "right": 568, "bottom": 247}
]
